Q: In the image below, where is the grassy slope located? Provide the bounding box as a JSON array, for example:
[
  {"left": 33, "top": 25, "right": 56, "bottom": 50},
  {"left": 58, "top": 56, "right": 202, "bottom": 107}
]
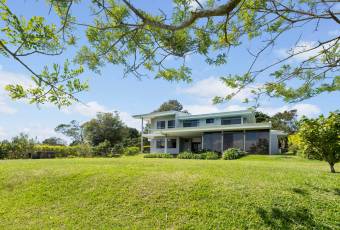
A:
[{"left": 0, "top": 155, "right": 339, "bottom": 229}]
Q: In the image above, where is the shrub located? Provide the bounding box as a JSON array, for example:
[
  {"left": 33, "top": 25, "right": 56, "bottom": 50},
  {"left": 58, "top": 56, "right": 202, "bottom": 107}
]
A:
[
  {"left": 111, "top": 143, "right": 125, "bottom": 156},
  {"left": 177, "top": 151, "right": 196, "bottom": 159},
  {"left": 124, "top": 146, "right": 140, "bottom": 156},
  {"left": 223, "top": 148, "right": 247, "bottom": 160},
  {"left": 205, "top": 151, "right": 219, "bottom": 160},
  {"left": 75, "top": 144, "right": 93, "bottom": 157},
  {"left": 288, "top": 133, "right": 303, "bottom": 155},
  {"left": 93, "top": 140, "right": 111, "bottom": 156},
  {"left": 144, "top": 153, "right": 174, "bottom": 158}
]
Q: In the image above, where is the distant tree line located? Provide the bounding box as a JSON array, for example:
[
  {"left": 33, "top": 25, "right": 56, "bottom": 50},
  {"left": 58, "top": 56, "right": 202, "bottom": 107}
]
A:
[{"left": 0, "top": 112, "right": 147, "bottom": 159}]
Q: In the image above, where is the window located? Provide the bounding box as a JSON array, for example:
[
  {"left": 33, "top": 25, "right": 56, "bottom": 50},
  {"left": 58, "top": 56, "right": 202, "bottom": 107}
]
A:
[
  {"left": 156, "top": 139, "right": 165, "bottom": 148},
  {"left": 183, "top": 120, "right": 199, "bottom": 127},
  {"left": 245, "top": 130, "right": 269, "bottom": 154},
  {"left": 167, "top": 139, "right": 177, "bottom": 148},
  {"left": 223, "top": 132, "right": 244, "bottom": 151},
  {"left": 203, "top": 132, "right": 222, "bottom": 152},
  {"left": 167, "top": 120, "right": 175, "bottom": 128},
  {"left": 221, "top": 117, "right": 241, "bottom": 125},
  {"left": 206, "top": 118, "right": 214, "bottom": 124},
  {"left": 156, "top": 121, "right": 165, "bottom": 129}
]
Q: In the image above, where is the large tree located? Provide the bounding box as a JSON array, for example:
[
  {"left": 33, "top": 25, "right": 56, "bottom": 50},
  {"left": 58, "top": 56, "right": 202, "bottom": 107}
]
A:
[
  {"left": 298, "top": 112, "right": 340, "bottom": 173},
  {"left": 55, "top": 120, "right": 83, "bottom": 145},
  {"left": 0, "top": 0, "right": 339, "bottom": 106},
  {"left": 155, "top": 99, "right": 185, "bottom": 112},
  {"left": 82, "top": 112, "right": 129, "bottom": 146},
  {"left": 255, "top": 109, "right": 298, "bottom": 134}
]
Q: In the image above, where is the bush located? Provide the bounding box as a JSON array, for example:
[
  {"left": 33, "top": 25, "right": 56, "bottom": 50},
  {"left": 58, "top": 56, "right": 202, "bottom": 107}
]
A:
[
  {"left": 223, "top": 148, "right": 247, "bottom": 160},
  {"left": 144, "top": 153, "right": 174, "bottom": 158},
  {"left": 93, "top": 140, "right": 111, "bottom": 156},
  {"left": 288, "top": 133, "right": 303, "bottom": 155},
  {"left": 111, "top": 143, "right": 125, "bottom": 156},
  {"left": 124, "top": 146, "right": 140, "bottom": 156},
  {"left": 205, "top": 151, "right": 219, "bottom": 160}
]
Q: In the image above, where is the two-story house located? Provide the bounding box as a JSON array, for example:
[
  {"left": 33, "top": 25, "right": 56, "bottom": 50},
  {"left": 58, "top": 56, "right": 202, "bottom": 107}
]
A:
[{"left": 133, "top": 110, "right": 285, "bottom": 155}]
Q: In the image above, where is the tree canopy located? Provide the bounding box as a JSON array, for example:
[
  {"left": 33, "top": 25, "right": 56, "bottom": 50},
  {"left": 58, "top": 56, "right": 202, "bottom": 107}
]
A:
[
  {"left": 154, "top": 99, "right": 186, "bottom": 112},
  {"left": 298, "top": 112, "right": 340, "bottom": 173},
  {"left": 0, "top": 0, "right": 339, "bottom": 107}
]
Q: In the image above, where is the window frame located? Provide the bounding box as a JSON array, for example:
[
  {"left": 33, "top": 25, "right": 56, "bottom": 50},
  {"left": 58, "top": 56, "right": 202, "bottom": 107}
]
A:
[
  {"left": 156, "top": 120, "right": 166, "bottom": 129},
  {"left": 183, "top": 119, "right": 200, "bottom": 127},
  {"left": 167, "top": 139, "right": 177, "bottom": 148},
  {"left": 206, "top": 118, "right": 214, "bottom": 124},
  {"left": 155, "top": 139, "right": 165, "bottom": 149},
  {"left": 221, "top": 117, "right": 242, "bottom": 125},
  {"left": 167, "top": 120, "right": 175, "bottom": 129}
]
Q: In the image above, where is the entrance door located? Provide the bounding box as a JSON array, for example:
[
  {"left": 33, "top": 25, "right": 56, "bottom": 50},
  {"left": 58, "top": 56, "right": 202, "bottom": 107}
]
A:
[{"left": 191, "top": 142, "right": 201, "bottom": 153}]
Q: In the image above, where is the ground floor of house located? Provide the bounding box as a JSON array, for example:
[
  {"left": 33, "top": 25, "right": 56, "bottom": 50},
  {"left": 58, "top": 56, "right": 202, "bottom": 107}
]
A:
[{"left": 148, "top": 129, "right": 284, "bottom": 155}]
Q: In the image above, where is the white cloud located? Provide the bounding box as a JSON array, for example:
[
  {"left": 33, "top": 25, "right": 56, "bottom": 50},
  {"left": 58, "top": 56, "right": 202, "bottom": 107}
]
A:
[
  {"left": 0, "top": 95, "right": 17, "bottom": 114},
  {"left": 276, "top": 40, "right": 337, "bottom": 62},
  {"left": 189, "top": 0, "right": 208, "bottom": 10},
  {"left": 0, "top": 126, "right": 6, "bottom": 138},
  {"left": 178, "top": 77, "right": 256, "bottom": 102},
  {"left": 64, "top": 101, "right": 141, "bottom": 130},
  {"left": 258, "top": 103, "right": 321, "bottom": 118},
  {"left": 0, "top": 69, "right": 32, "bottom": 90}
]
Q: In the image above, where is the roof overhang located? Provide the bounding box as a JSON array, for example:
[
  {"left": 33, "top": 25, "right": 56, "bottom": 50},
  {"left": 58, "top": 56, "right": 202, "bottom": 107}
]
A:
[
  {"left": 132, "top": 110, "right": 189, "bottom": 119},
  {"left": 177, "top": 110, "right": 255, "bottom": 122}
]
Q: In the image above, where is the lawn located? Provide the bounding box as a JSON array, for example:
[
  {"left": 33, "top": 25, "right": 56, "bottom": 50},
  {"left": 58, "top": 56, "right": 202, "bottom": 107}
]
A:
[{"left": 0, "top": 155, "right": 339, "bottom": 229}]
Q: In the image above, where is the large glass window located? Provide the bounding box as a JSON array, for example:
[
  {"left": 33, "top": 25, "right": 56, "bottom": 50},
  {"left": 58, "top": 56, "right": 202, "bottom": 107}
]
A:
[
  {"left": 167, "top": 139, "right": 177, "bottom": 148},
  {"left": 206, "top": 118, "right": 214, "bottom": 124},
  {"left": 203, "top": 132, "right": 222, "bottom": 152},
  {"left": 155, "top": 139, "right": 165, "bottom": 148},
  {"left": 223, "top": 132, "right": 244, "bottom": 151},
  {"left": 221, "top": 117, "right": 242, "bottom": 125},
  {"left": 167, "top": 120, "right": 175, "bottom": 128},
  {"left": 156, "top": 121, "right": 165, "bottom": 129},
  {"left": 245, "top": 130, "right": 269, "bottom": 154},
  {"left": 183, "top": 120, "right": 199, "bottom": 127}
]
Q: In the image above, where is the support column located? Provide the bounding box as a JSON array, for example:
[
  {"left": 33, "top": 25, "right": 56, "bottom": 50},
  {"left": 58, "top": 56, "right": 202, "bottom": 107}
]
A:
[
  {"left": 221, "top": 131, "right": 224, "bottom": 153},
  {"left": 201, "top": 133, "right": 204, "bottom": 150},
  {"left": 141, "top": 117, "right": 144, "bottom": 153},
  {"left": 243, "top": 130, "right": 246, "bottom": 151},
  {"left": 269, "top": 130, "right": 272, "bottom": 155},
  {"left": 164, "top": 136, "right": 168, "bottom": 153}
]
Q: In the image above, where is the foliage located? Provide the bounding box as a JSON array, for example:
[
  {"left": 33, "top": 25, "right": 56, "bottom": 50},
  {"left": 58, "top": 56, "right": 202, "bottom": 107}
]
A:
[
  {"left": 93, "top": 140, "right": 111, "bottom": 156},
  {"left": 3, "top": 133, "right": 36, "bottom": 159},
  {"left": 177, "top": 151, "right": 219, "bottom": 160},
  {"left": 154, "top": 99, "right": 186, "bottom": 112},
  {"left": 288, "top": 133, "right": 303, "bottom": 155},
  {"left": 0, "top": 140, "right": 11, "bottom": 159},
  {"left": 42, "top": 137, "right": 66, "bottom": 146},
  {"left": 2, "top": 0, "right": 338, "bottom": 106},
  {"left": 223, "top": 148, "right": 247, "bottom": 160},
  {"left": 205, "top": 151, "right": 219, "bottom": 160},
  {"left": 55, "top": 120, "right": 83, "bottom": 145},
  {"left": 255, "top": 110, "right": 298, "bottom": 134},
  {"left": 143, "top": 153, "right": 174, "bottom": 158},
  {"left": 0, "top": 156, "right": 339, "bottom": 229},
  {"left": 111, "top": 143, "right": 125, "bottom": 156},
  {"left": 82, "top": 112, "right": 129, "bottom": 146},
  {"left": 298, "top": 112, "right": 340, "bottom": 173},
  {"left": 34, "top": 144, "right": 78, "bottom": 158},
  {"left": 124, "top": 146, "right": 140, "bottom": 156}
]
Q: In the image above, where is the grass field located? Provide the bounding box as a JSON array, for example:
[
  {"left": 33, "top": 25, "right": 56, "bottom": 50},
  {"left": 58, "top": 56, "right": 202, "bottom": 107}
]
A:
[{"left": 0, "top": 155, "right": 339, "bottom": 229}]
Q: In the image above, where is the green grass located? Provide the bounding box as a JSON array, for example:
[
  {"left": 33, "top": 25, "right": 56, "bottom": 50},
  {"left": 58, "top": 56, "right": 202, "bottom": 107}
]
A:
[{"left": 0, "top": 155, "right": 339, "bottom": 229}]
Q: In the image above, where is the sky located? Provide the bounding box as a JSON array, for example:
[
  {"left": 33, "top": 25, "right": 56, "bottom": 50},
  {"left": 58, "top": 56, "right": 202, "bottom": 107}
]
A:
[{"left": 0, "top": 0, "right": 339, "bottom": 141}]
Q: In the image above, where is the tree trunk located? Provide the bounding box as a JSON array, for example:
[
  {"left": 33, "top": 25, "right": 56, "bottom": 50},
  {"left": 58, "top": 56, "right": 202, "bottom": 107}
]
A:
[{"left": 329, "top": 163, "right": 336, "bottom": 173}]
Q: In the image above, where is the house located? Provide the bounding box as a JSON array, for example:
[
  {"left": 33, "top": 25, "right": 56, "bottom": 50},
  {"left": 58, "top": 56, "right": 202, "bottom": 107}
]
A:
[{"left": 133, "top": 110, "right": 286, "bottom": 155}]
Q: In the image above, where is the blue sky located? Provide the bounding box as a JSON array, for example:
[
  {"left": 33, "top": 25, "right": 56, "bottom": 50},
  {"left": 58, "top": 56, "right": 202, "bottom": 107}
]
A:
[{"left": 0, "top": 0, "right": 339, "bottom": 141}]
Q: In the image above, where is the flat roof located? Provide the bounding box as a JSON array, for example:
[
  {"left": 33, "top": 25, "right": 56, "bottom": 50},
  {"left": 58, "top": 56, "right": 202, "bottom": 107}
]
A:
[
  {"left": 177, "top": 110, "right": 254, "bottom": 120},
  {"left": 132, "top": 110, "right": 189, "bottom": 119}
]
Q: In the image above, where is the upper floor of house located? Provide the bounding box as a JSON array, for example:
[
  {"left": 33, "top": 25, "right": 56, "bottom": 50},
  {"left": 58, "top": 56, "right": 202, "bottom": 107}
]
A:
[{"left": 133, "top": 110, "right": 268, "bottom": 133}]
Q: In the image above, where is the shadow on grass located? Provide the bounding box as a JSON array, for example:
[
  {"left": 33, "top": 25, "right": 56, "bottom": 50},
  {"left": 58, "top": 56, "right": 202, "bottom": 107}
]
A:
[
  {"left": 291, "top": 187, "right": 309, "bottom": 196},
  {"left": 256, "top": 207, "right": 332, "bottom": 229}
]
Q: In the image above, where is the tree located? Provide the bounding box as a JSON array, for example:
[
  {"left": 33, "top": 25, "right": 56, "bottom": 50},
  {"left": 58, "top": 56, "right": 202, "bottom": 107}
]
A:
[
  {"left": 42, "top": 137, "right": 66, "bottom": 146},
  {"left": 155, "top": 100, "right": 185, "bottom": 112},
  {"left": 298, "top": 112, "right": 340, "bottom": 173},
  {"left": 255, "top": 109, "right": 298, "bottom": 133},
  {"left": 82, "top": 112, "right": 128, "bottom": 146},
  {"left": 55, "top": 120, "right": 83, "bottom": 145},
  {"left": 1, "top": 0, "right": 338, "bottom": 107}
]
